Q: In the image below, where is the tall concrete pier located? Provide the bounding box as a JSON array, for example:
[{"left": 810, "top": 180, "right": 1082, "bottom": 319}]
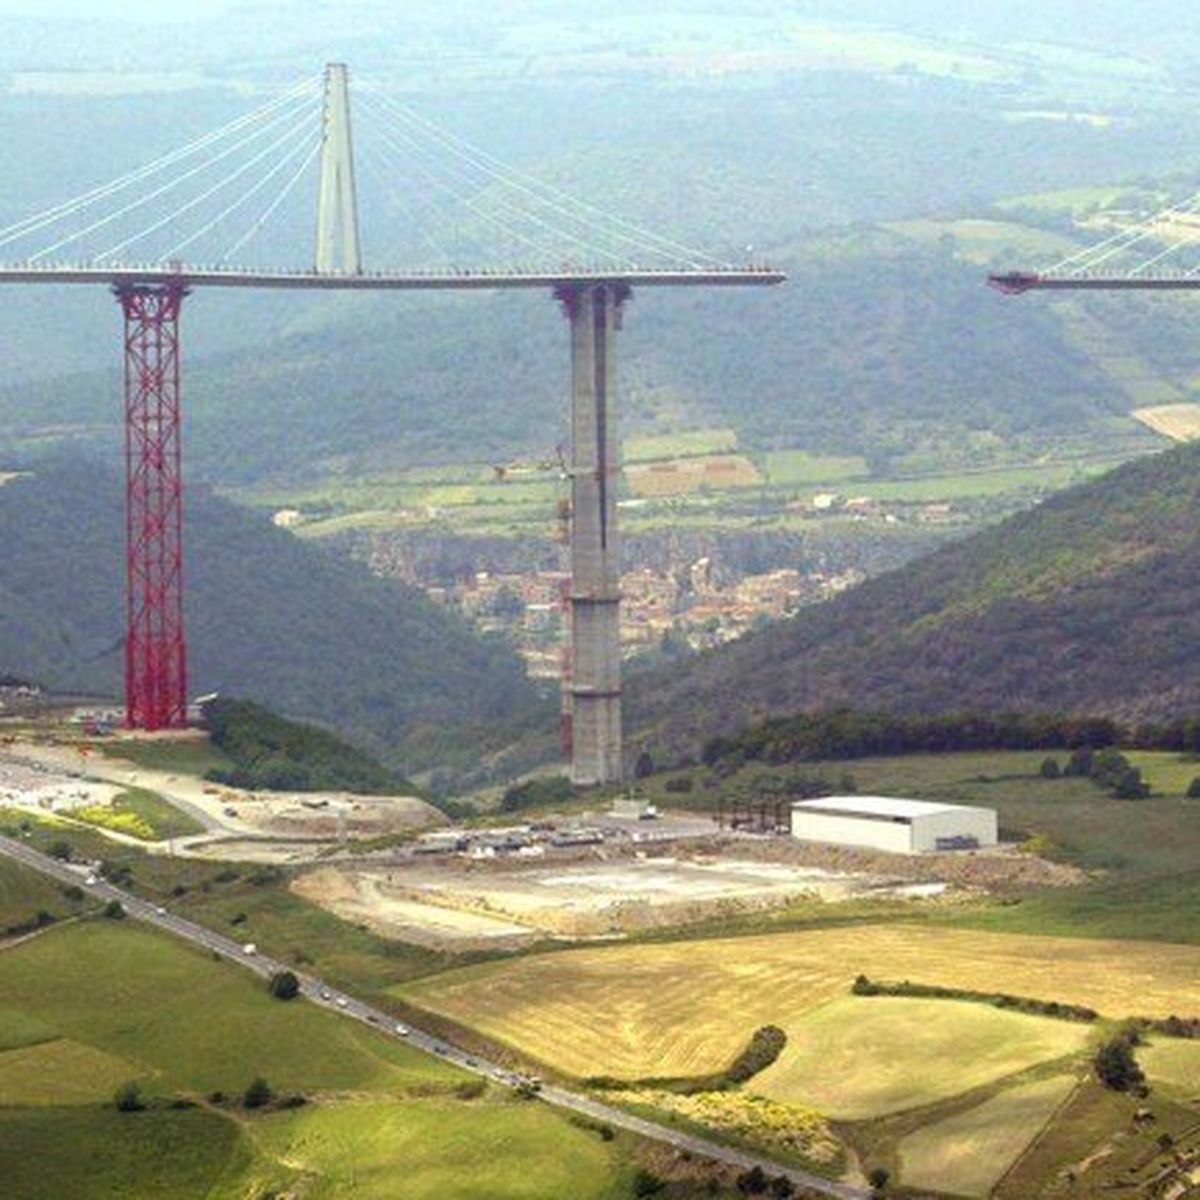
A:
[{"left": 557, "top": 281, "right": 629, "bottom": 786}]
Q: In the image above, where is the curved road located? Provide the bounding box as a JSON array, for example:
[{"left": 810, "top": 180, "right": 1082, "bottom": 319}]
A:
[{"left": 0, "top": 834, "right": 866, "bottom": 1200}]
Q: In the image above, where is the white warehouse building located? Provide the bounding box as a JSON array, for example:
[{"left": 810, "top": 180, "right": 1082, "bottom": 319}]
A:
[{"left": 790, "top": 795, "right": 998, "bottom": 854}]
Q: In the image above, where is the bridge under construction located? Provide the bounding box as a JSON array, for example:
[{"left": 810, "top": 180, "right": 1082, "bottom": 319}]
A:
[{"left": 0, "top": 63, "right": 784, "bottom": 787}]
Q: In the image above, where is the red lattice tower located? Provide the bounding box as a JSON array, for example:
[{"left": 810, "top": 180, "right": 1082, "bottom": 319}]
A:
[{"left": 115, "top": 280, "right": 189, "bottom": 730}]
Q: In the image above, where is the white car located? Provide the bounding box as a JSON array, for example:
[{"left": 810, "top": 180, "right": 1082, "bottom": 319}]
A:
[
  {"left": 85, "top": 875, "right": 97, "bottom": 885},
  {"left": 336, "top": 997, "right": 348, "bottom": 1009},
  {"left": 394, "top": 1023, "right": 410, "bottom": 1037},
  {"left": 154, "top": 906, "right": 166, "bottom": 916}
]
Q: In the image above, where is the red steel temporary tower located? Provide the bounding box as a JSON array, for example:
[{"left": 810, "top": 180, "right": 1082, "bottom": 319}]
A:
[{"left": 115, "top": 279, "right": 188, "bottom": 730}]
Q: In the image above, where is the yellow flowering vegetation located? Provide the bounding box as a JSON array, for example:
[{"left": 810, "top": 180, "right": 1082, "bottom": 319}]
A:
[
  {"left": 72, "top": 806, "right": 155, "bottom": 841},
  {"left": 609, "top": 1088, "right": 843, "bottom": 1166}
]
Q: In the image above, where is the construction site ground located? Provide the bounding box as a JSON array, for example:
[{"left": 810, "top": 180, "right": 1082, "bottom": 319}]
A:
[
  {"left": 0, "top": 735, "right": 443, "bottom": 854},
  {"left": 292, "top": 833, "right": 1082, "bottom": 950}
]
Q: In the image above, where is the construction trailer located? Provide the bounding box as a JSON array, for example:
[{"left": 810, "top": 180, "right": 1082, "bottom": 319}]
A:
[{"left": 790, "top": 795, "right": 998, "bottom": 854}]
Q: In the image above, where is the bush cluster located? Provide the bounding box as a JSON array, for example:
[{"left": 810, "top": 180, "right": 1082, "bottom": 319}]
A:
[
  {"left": 851, "top": 975, "right": 1098, "bottom": 1022},
  {"left": 725, "top": 1025, "right": 788, "bottom": 1086},
  {"left": 202, "top": 697, "right": 414, "bottom": 796},
  {"left": 702, "top": 710, "right": 1121, "bottom": 771},
  {"left": 1061, "top": 746, "right": 1150, "bottom": 799},
  {"left": 499, "top": 775, "right": 573, "bottom": 813}
]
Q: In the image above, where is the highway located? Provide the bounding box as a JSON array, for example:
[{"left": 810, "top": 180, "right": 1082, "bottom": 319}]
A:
[{"left": 0, "top": 835, "right": 865, "bottom": 1200}]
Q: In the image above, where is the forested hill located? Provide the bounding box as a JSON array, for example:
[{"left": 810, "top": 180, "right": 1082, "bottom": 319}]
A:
[
  {"left": 627, "top": 439, "right": 1200, "bottom": 761},
  {"left": 0, "top": 457, "right": 538, "bottom": 773}
]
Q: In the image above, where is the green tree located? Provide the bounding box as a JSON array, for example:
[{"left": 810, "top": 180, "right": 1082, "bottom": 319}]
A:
[
  {"left": 868, "top": 1166, "right": 891, "bottom": 1195},
  {"left": 243, "top": 1076, "right": 273, "bottom": 1109},
  {"left": 48, "top": 840, "right": 72, "bottom": 861},
  {"left": 1094, "top": 1036, "right": 1145, "bottom": 1092},
  {"left": 736, "top": 1166, "right": 768, "bottom": 1195},
  {"left": 1187, "top": 777, "right": 1200, "bottom": 799},
  {"left": 1039, "top": 757, "right": 1061, "bottom": 779},
  {"left": 268, "top": 970, "right": 300, "bottom": 1001},
  {"left": 103, "top": 900, "right": 126, "bottom": 920}
]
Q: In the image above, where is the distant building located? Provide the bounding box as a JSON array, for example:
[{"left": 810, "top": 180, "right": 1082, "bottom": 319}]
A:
[{"left": 790, "top": 795, "right": 998, "bottom": 854}]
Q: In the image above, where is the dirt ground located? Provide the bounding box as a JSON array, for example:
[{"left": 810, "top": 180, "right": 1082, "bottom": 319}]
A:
[
  {"left": 0, "top": 737, "right": 444, "bottom": 849},
  {"left": 296, "top": 850, "right": 963, "bottom": 947}
]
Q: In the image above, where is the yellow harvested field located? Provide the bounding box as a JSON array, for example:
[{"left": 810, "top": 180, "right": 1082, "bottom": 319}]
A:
[
  {"left": 400, "top": 926, "right": 1200, "bottom": 1080},
  {"left": 754, "top": 998, "right": 1089, "bottom": 1118},
  {"left": 0, "top": 1038, "right": 140, "bottom": 1105},
  {"left": 1141, "top": 1038, "right": 1200, "bottom": 1096},
  {"left": 1131, "top": 402, "right": 1200, "bottom": 441},
  {"left": 898, "top": 1074, "right": 1077, "bottom": 1197},
  {"left": 625, "top": 454, "right": 761, "bottom": 497}
]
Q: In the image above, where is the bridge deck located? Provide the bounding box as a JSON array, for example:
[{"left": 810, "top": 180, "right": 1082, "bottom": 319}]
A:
[
  {"left": 0, "top": 265, "right": 785, "bottom": 290},
  {"left": 990, "top": 271, "right": 1200, "bottom": 294}
]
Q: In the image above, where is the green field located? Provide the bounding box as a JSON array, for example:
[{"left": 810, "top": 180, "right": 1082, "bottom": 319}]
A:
[
  {"left": 252, "top": 1098, "right": 629, "bottom": 1200},
  {"left": 0, "top": 919, "right": 644, "bottom": 1199},
  {"left": 0, "top": 921, "right": 456, "bottom": 1096},
  {"left": 1141, "top": 1037, "right": 1200, "bottom": 1098},
  {"left": 761, "top": 449, "right": 868, "bottom": 486},
  {"left": 897, "top": 1073, "right": 1078, "bottom": 1197},
  {"left": 0, "top": 854, "right": 79, "bottom": 932},
  {"left": 73, "top": 785, "right": 206, "bottom": 842},
  {"left": 97, "top": 735, "right": 233, "bottom": 778},
  {"left": 753, "top": 997, "right": 1090, "bottom": 1119},
  {"left": 0, "top": 1107, "right": 258, "bottom": 1200}
]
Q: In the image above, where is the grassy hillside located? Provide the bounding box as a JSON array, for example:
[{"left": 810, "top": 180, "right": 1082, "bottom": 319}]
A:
[
  {"left": 0, "top": 457, "right": 540, "bottom": 773},
  {"left": 629, "top": 438, "right": 1200, "bottom": 758},
  {"left": 0, "top": 920, "right": 637, "bottom": 1199}
]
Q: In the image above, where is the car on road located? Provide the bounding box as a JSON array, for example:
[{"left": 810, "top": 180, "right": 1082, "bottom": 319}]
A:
[
  {"left": 85, "top": 874, "right": 97, "bottom": 885},
  {"left": 336, "top": 997, "right": 348, "bottom": 1009},
  {"left": 320, "top": 989, "right": 331, "bottom": 1000},
  {"left": 155, "top": 906, "right": 166, "bottom": 916},
  {"left": 242, "top": 943, "right": 257, "bottom": 955},
  {"left": 394, "top": 1023, "right": 410, "bottom": 1037}
]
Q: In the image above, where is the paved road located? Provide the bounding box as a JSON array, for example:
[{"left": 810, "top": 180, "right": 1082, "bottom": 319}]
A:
[{"left": 0, "top": 835, "right": 866, "bottom": 1200}]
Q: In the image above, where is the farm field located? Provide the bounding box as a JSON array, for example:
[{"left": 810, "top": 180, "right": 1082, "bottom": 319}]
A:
[
  {"left": 0, "top": 919, "right": 641, "bottom": 1199},
  {"left": 1141, "top": 1037, "right": 1200, "bottom": 1098},
  {"left": 398, "top": 925, "right": 1200, "bottom": 1082},
  {"left": 752, "top": 997, "right": 1090, "bottom": 1119},
  {"left": 1132, "top": 401, "right": 1200, "bottom": 441},
  {"left": 896, "top": 1073, "right": 1078, "bottom": 1198}
]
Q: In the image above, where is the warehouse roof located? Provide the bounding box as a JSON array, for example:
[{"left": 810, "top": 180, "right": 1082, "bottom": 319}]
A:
[{"left": 791, "top": 795, "right": 980, "bottom": 820}]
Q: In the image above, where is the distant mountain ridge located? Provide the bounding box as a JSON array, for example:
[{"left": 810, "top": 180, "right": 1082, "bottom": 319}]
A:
[
  {"left": 0, "top": 456, "right": 539, "bottom": 774},
  {"left": 628, "top": 439, "right": 1200, "bottom": 760}
]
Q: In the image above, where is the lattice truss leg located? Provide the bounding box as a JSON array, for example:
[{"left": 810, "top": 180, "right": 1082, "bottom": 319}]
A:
[{"left": 116, "top": 282, "right": 189, "bottom": 731}]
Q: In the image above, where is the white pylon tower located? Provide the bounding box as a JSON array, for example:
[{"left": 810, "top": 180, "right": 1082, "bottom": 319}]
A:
[{"left": 316, "top": 62, "right": 361, "bottom": 274}]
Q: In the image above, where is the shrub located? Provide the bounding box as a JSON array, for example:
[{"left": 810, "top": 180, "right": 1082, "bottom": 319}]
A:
[
  {"left": 736, "top": 1166, "right": 768, "bottom": 1194},
  {"left": 664, "top": 776, "right": 694, "bottom": 793},
  {"left": 1094, "top": 1036, "right": 1145, "bottom": 1092},
  {"left": 770, "top": 1177, "right": 795, "bottom": 1198},
  {"left": 61, "top": 884, "right": 84, "bottom": 902},
  {"left": 1187, "top": 777, "right": 1200, "bottom": 799},
  {"left": 103, "top": 900, "right": 126, "bottom": 920},
  {"left": 1039, "top": 757, "right": 1061, "bottom": 779},
  {"left": 48, "top": 840, "right": 72, "bottom": 861},
  {"left": 268, "top": 971, "right": 300, "bottom": 1001},
  {"left": 868, "top": 1165, "right": 890, "bottom": 1195},
  {"left": 632, "top": 1168, "right": 665, "bottom": 1197},
  {"left": 725, "top": 1025, "right": 788, "bottom": 1085},
  {"left": 454, "top": 1079, "right": 486, "bottom": 1100},
  {"left": 500, "top": 775, "right": 573, "bottom": 813},
  {"left": 243, "top": 1076, "right": 273, "bottom": 1109},
  {"left": 114, "top": 1082, "right": 144, "bottom": 1112}
]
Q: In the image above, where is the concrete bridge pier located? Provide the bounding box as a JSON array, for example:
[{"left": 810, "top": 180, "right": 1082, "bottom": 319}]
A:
[{"left": 556, "top": 281, "right": 630, "bottom": 787}]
